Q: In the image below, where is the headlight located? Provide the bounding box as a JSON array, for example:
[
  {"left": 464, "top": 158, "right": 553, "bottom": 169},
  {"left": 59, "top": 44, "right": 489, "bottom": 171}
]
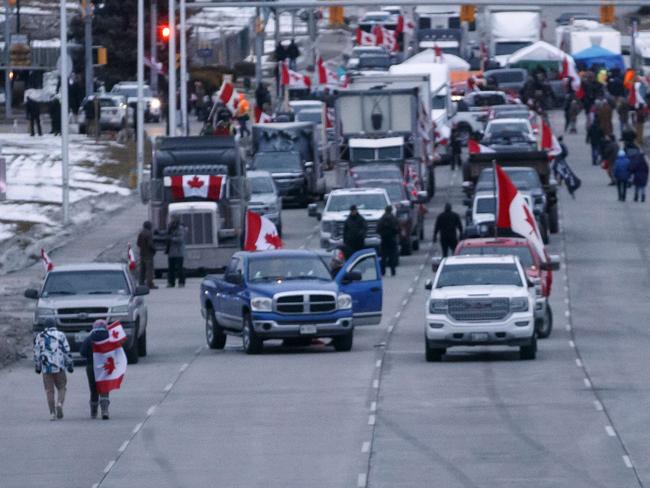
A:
[
  {"left": 150, "top": 98, "right": 161, "bottom": 109},
  {"left": 251, "top": 296, "right": 272, "bottom": 312},
  {"left": 428, "top": 299, "right": 448, "bottom": 314},
  {"left": 321, "top": 220, "right": 333, "bottom": 233},
  {"left": 510, "top": 297, "right": 529, "bottom": 312},
  {"left": 110, "top": 305, "right": 129, "bottom": 314},
  {"left": 337, "top": 293, "right": 352, "bottom": 310},
  {"left": 36, "top": 307, "right": 55, "bottom": 317}
]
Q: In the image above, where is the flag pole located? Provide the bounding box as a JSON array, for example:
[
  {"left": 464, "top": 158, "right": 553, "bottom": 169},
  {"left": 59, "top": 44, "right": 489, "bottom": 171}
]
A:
[{"left": 492, "top": 159, "right": 498, "bottom": 238}]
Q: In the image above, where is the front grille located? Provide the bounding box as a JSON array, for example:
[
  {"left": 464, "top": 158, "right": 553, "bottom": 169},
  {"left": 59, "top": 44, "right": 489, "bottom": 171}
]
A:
[
  {"left": 332, "top": 220, "right": 378, "bottom": 239},
  {"left": 448, "top": 298, "right": 509, "bottom": 322},
  {"left": 275, "top": 293, "right": 337, "bottom": 314},
  {"left": 178, "top": 212, "right": 214, "bottom": 245},
  {"left": 57, "top": 307, "right": 108, "bottom": 315}
]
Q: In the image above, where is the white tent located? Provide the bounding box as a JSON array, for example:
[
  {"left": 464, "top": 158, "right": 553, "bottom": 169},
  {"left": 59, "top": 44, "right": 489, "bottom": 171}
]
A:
[
  {"left": 507, "top": 40, "right": 566, "bottom": 65},
  {"left": 404, "top": 50, "right": 470, "bottom": 71}
]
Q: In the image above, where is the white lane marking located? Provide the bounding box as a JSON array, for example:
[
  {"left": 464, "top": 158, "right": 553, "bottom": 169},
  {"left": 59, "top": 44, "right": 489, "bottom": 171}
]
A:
[
  {"left": 408, "top": 287, "right": 414, "bottom": 294},
  {"left": 565, "top": 324, "right": 572, "bottom": 332},
  {"left": 605, "top": 425, "right": 616, "bottom": 437},
  {"left": 361, "top": 441, "right": 370, "bottom": 453},
  {"left": 180, "top": 363, "right": 189, "bottom": 372},
  {"left": 564, "top": 310, "right": 571, "bottom": 318},
  {"left": 394, "top": 311, "right": 401, "bottom": 318},
  {"left": 372, "top": 379, "right": 380, "bottom": 389},
  {"left": 563, "top": 274, "right": 568, "bottom": 281},
  {"left": 584, "top": 378, "right": 592, "bottom": 388},
  {"left": 594, "top": 400, "right": 604, "bottom": 411},
  {"left": 118, "top": 440, "right": 129, "bottom": 453},
  {"left": 92, "top": 484, "right": 99, "bottom": 488},
  {"left": 375, "top": 359, "right": 382, "bottom": 368},
  {"left": 623, "top": 455, "right": 633, "bottom": 468},
  {"left": 370, "top": 401, "right": 377, "bottom": 412},
  {"left": 368, "top": 414, "right": 376, "bottom": 426},
  {"left": 146, "top": 405, "right": 156, "bottom": 417},
  {"left": 358, "top": 473, "right": 368, "bottom": 488},
  {"left": 132, "top": 422, "right": 143, "bottom": 434},
  {"left": 402, "top": 299, "right": 408, "bottom": 306},
  {"left": 575, "top": 358, "right": 583, "bottom": 368},
  {"left": 163, "top": 383, "right": 173, "bottom": 392},
  {"left": 419, "top": 264, "right": 425, "bottom": 271},
  {"left": 103, "top": 460, "right": 115, "bottom": 474},
  {"left": 195, "top": 346, "right": 204, "bottom": 354},
  {"left": 569, "top": 340, "right": 575, "bottom": 348},
  {"left": 564, "top": 298, "right": 570, "bottom": 304},
  {"left": 387, "top": 325, "right": 394, "bottom": 333},
  {"left": 412, "top": 276, "right": 419, "bottom": 282},
  {"left": 564, "top": 285, "right": 569, "bottom": 292},
  {"left": 299, "top": 244, "right": 305, "bottom": 249}
]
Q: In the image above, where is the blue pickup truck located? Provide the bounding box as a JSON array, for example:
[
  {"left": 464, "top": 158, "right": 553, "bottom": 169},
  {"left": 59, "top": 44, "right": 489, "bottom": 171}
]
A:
[{"left": 200, "top": 249, "right": 383, "bottom": 354}]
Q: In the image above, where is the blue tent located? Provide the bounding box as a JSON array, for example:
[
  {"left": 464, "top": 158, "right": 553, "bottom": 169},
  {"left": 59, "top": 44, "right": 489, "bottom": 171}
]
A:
[{"left": 572, "top": 45, "right": 625, "bottom": 72}]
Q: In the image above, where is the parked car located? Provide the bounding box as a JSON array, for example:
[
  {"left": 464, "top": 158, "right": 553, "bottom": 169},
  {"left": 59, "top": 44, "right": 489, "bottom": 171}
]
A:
[
  {"left": 110, "top": 82, "right": 161, "bottom": 122},
  {"left": 24, "top": 263, "right": 149, "bottom": 364},
  {"left": 78, "top": 94, "right": 130, "bottom": 133},
  {"left": 483, "top": 68, "right": 528, "bottom": 94},
  {"left": 346, "top": 46, "right": 390, "bottom": 70},
  {"left": 480, "top": 118, "right": 537, "bottom": 152},
  {"left": 452, "top": 90, "right": 509, "bottom": 141},
  {"left": 247, "top": 170, "right": 283, "bottom": 236},
  {"left": 199, "top": 249, "right": 383, "bottom": 353},
  {"left": 424, "top": 255, "right": 537, "bottom": 361}
]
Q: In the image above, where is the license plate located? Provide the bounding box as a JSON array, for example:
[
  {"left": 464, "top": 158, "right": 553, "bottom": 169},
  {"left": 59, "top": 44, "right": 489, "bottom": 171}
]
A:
[
  {"left": 300, "top": 325, "right": 317, "bottom": 335},
  {"left": 75, "top": 332, "right": 89, "bottom": 343},
  {"left": 470, "top": 332, "right": 489, "bottom": 342}
]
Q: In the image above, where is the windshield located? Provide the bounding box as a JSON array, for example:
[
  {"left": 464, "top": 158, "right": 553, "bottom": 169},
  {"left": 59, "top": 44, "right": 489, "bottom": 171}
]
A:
[
  {"left": 432, "top": 95, "right": 447, "bottom": 110},
  {"left": 489, "top": 71, "right": 525, "bottom": 83},
  {"left": 475, "top": 197, "right": 495, "bottom": 214},
  {"left": 42, "top": 271, "right": 129, "bottom": 297},
  {"left": 248, "top": 256, "right": 332, "bottom": 282},
  {"left": 486, "top": 122, "right": 530, "bottom": 138},
  {"left": 471, "top": 94, "right": 508, "bottom": 107},
  {"left": 358, "top": 56, "right": 391, "bottom": 69},
  {"left": 458, "top": 246, "right": 534, "bottom": 268},
  {"left": 495, "top": 41, "right": 532, "bottom": 56},
  {"left": 111, "top": 85, "right": 153, "bottom": 98},
  {"left": 253, "top": 152, "right": 302, "bottom": 173},
  {"left": 477, "top": 169, "right": 540, "bottom": 191},
  {"left": 436, "top": 263, "right": 523, "bottom": 287},
  {"left": 358, "top": 181, "right": 405, "bottom": 202},
  {"left": 296, "top": 111, "right": 322, "bottom": 124},
  {"left": 250, "top": 177, "right": 275, "bottom": 194},
  {"left": 326, "top": 193, "right": 388, "bottom": 212},
  {"left": 494, "top": 110, "right": 529, "bottom": 120}
]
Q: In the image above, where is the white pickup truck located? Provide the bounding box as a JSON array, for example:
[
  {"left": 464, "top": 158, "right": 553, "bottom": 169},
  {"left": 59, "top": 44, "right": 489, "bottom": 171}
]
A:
[{"left": 424, "top": 255, "right": 536, "bottom": 361}]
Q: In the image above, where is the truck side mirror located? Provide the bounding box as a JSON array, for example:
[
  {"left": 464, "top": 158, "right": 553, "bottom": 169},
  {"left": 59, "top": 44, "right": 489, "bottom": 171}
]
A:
[
  {"left": 24, "top": 288, "right": 39, "bottom": 299},
  {"left": 541, "top": 255, "right": 561, "bottom": 271},
  {"left": 424, "top": 279, "right": 433, "bottom": 290},
  {"left": 226, "top": 272, "right": 244, "bottom": 285},
  {"left": 308, "top": 203, "right": 319, "bottom": 217},
  {"left": 134, "top": 286, "right": 150, "bottom": 296},
  {"left": 342, "top": 270, "right": 362, "bottom": 284},
  {"left": 415, "top": 191, "right": 428, "bottom": 204},
  {"left": 463, "top": 198, "right": 472, "bottom": 207},
  {"left": 431, "top": 257, "right": 442, "bottom": 273}
]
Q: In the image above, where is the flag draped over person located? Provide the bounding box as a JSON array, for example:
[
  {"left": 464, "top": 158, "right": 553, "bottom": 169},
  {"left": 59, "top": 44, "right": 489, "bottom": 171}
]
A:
[
  {"left": 216, "top": 81, "right": 239, "bottom": 114},
  {"left": 92, "top": 322, "right": 128, "bottom": 395},
  {"left": 244, "top": 211, "right": 283, "bottom": 251},
  {"left": 495, "top": 164, "right": 546, "bottom": 260}
]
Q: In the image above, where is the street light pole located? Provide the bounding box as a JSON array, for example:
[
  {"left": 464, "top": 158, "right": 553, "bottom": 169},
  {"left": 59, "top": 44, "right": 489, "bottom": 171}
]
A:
[
  {"left": 60, "top": 0, "right": 70, "bottom": 225},
  {"left": 179, "top": 0, "right": 188, "bottom": 135},
  {"left": 137, "top": 0, "right": 145, "bottom": 194},
  {"left": 150, "top": 0, "right": 158, "bottom": 92},
  {"left": 4, "top": 0, "right": 11, "bottom": 120},
  {"left": 168, "top": 0, "right": 177, "bottom": 136},
  {"left": 84, "top": 0, "right": 93, "bottom": 97}
]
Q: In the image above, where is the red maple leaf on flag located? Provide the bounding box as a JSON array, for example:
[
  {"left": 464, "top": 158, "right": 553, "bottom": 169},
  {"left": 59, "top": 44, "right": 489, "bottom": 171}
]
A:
[
  {"left": 264, "top": 233, "right": 282, "bottom": 249},
  {"left": 187, "top": 176, "right": 204, "bottom": 189},
  {"left": 523, "top": 205, "right": 538, "bottom": 236},
  {"left": 112, "top": 329, "right": 120, "bottom": 339},
  {"left": 103, "top": 357, "right": 116, "bottom": 375}
]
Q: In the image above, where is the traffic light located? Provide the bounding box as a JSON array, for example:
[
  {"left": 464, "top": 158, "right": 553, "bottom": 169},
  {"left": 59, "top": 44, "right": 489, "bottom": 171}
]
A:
[
  {"left": 460, "top": 5, "right": 476, "bottom": 23},
  {"left": 93, "top": 46, "right": 107, "bottom": 66},
  {"left": 160, "top": 24, "right": 171, "bottom": 42},
  {"left": 10, "top": 44, "right": 30, "bottom": 67},
  {"left": 600, "top": 4, "right": 615, "bottom": 25}
]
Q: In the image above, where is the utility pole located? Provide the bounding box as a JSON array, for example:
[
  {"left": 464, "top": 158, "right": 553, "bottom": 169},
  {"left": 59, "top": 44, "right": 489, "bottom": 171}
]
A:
[
  {"left": 4, "top": 0, "right": 11, "bottom": 120},
  {"left": 137, "top": 0, "right": 145, "bottom": 194},
  {"left": 84, "top": 0, "right": 93, "bottom": 97},
  {"left": 15, "top": 0, "right": 20, "bottom": 34},
  {"left": 150, "top": 0, "right": 158, "bottom": 92},
  {"left": 168, "top": 0, "right": 176, "bottom": 135},
  {"left": 60, "top": 0, "right": 70, "bottom": 225},
  {"left": 255, "top": 8, "right": 263, "bottom": 90},
  {"left": 179, "top": 0, "right": 188, "bottom": 135}
]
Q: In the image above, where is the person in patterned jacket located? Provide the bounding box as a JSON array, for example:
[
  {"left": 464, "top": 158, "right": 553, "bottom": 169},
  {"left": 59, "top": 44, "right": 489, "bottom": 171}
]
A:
[{"left": 33, "top": 317, "right": 73, "bottom": 420}]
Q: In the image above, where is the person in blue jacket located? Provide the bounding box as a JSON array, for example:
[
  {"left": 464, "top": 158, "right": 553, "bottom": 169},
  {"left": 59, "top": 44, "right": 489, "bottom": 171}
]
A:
[{"left": 613, "top": 149, "right": 631, "bottom": 202}]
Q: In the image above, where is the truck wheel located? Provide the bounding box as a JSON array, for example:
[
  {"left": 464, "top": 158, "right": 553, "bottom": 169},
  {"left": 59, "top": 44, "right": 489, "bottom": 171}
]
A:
[
  {"left": 332, "top": 330, "right": 354, "bottom": 351},
  {"left": 537, "top": 304, "right": 553, "bottom": 339},
  {"left": 137, "top": 329, "right": 147, "bottom": 356},
  {"left": 206, "top": 309, "right": 226, "bottom": 350},
  {"left": 126, "top": 322, "right": 140, "bottom": 364},
  {"left": 549, "top": 205, "right": 559, "bottom": 234},
  {"left": 520, "top": 334, "right": 537, "bottom": 360},
  {"left": 425, "top": 342, "right": 445, "bottom": 362},
  {"left": 401, "top": 237, "right": 412, "bottom": 256},
  {"left": 242, "top": 314, "right": 262, "bottom": 354}
]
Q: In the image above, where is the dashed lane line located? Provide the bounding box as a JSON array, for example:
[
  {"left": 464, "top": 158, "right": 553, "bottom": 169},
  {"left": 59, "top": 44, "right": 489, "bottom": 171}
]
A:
[
  {"left": 118, "top": 441, "right": 129, "bottom": 454},
  {"left": 605, "top": 425, "right": 616, "bottom": 437},
  {"left": 575, "top": 358, "right": 583, "bottom": 368},
  {"left": 103, "top": 461, "right": 115, "bottom": 474},
  {"left": 370, "top": 401, "right": 377, "bottom": 412},
  {"left": 594, "top": 400, "right": 604, "bottom": 411},
  {"left": 584, "top": 378, "right": 592, "bottom": 389},
  {"left": 361, "top": 441, "right": 370, "bottom": 453},
  {"left": 357, "top": 473, "right": 368, "bottom": 488},
  {"left": 368, "top": 415, "right": 376, "bottom": 426},
  {"left": 623, "top": 456, "right": 634, "bottom": 469}
]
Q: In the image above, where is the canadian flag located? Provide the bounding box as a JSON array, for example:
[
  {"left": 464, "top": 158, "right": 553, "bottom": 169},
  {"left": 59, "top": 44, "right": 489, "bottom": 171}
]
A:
[
  {"left": 560, "top": 55, "right": 583, "bottom": 98},
  {"left": 40, "top": 248, "right": 54, "bottom": 272},
  {"left": 540, "top": 120, "right": 561, "bottom": 159},
  {"left": 254, "top": 105, "right": 272, "bottom": 123},
  {"left": 495, "top": 164, "right": 546, "bottom": 260},
  {"left": 396, "top": 15, "right": 415, "bottom": 35},
  {"left": 280, "top": 61, "right": 311, "bottom": 89},
  {"left": 127, "top": 244, "right": 136, "bottom": 271},
  {"left": 355, "top": 27, "right": 377, "bottom": 46},
  {"left": 373, "top": 25, "right": 398, "bottom": 52},
  {"left": 468, "top": 139, "right": 496, "bottom": 154},
  {"left": 216, "top": 81, "right": 239, "bottom": 114},
  {"left": 244, "top": 210, "right": 283, "bottom": 251},
  {"left": 92, "top": 322, "right": 128, "bottom": 395},
  {"left": 317, "top": 56, "right": 340, "bottom": 86},
  {"left": 165, "top": 174, "right": 226, "bottom": 201},
  {"left": 628, "top": 81, "right": 647, "bottom": 109}
]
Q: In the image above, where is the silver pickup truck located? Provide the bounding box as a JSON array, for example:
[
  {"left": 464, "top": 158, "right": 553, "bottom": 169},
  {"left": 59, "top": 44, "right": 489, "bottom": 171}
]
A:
[{"left": 24, "top": 263, "right": 149, "bottom": 364}]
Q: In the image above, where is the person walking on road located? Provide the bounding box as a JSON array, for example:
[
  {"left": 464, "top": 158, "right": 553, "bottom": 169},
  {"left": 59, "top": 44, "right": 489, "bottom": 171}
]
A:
[
  {"left": 33, "top": 318, "right": 73, "bottom": 421},
  {"left": 137, "top": 221, "right": 157, "bottom": 289},
  {"left": 601, "top": 135, "right": 619, "bottom": 185},
  {"left": 376, "top": 205, "right": 400, "bottom": 276},
  {"left": 25, "top": 94, "right": 42, "bottom": 137},
  {"left": 166, "top": 216, "right": 186, "bottom": 288},
  {"left": 80, "top": 320, "right": 110, "bottom": 419},
  {"left": 613, "top": 149, "right": 632, "bottom": 202},
  {"left": 235, "top": 93, "right": 251, "bottom": 137},
  {"left": 343, "top": 205, "right": 367, "bottom": 259},
  {"left": 629, "top": 152, "right": 649, "bottom": 202},
  {"left": 433, "top": 203, "right": 463, "bottom": 257},
  {"left": 450, "top": 129, "right": 462, "bottom": 170},
  {"left": 586, "top": 119, "right": 603, "bottom": 166}
]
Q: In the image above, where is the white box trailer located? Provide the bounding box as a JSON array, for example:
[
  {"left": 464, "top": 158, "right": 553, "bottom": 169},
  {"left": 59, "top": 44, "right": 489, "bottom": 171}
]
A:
[
  {"left": 486, "top": 9, "right": 541, "bottom": 67},
  {"left": 560, "top": 20, "right": 622, "bottom": 55},
  {"left": 634, "top": 32, "right": 650, "bottom": 75}
]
